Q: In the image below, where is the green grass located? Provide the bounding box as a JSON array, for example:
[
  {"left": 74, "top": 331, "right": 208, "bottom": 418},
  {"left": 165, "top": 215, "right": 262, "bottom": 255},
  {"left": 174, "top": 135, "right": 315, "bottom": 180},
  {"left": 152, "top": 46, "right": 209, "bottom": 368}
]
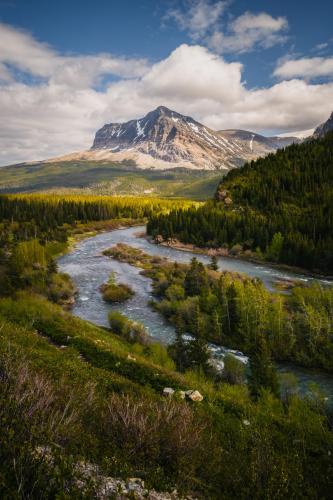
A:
[
  {"left": 0, "top": 160, "right": 223, "bottom": 200},
  {"left": 1, "top": 293, "right": 333, "bottom": 498},
  {"left": 0, "top": 293, "right": 187, "bottom": 394}
]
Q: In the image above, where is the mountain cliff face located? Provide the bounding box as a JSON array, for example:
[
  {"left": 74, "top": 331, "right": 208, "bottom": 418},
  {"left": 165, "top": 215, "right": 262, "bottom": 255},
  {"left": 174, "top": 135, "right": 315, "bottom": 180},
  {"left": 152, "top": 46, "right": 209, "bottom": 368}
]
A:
[
  {"left": 89, "top": 106, "right": 298, "bottom": 170},
  {"left": 313, "top": 111, "right": 333, "bottom": 138}
]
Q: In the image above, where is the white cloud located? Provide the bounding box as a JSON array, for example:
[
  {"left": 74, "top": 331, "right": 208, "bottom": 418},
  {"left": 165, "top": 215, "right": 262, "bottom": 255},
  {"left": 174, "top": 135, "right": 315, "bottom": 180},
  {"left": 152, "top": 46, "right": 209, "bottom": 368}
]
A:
[
  {"left": 0, "top": 62, "right": 12, "bottom": 82},
  {"left": 0, "top": 22, "right": 332, "bottom": 166},
  {"left": 141, "top": 44, "right": 243, "bottom": 103},
  {"left": 208, "top": 12, "right": 288, "bottom": 54},
  {"left": 165, "top": 0, "right": 227, "bottom": 40},
  {"left": 314, "top": 42, "right": 329, "bottom": 51},
  {"left": 165, "top": 1, "right": 288, "bottom": 54},
  {"left": 0, "top": 22, "right": 57, "bottom": 77},
  {"left": 274, "top": 56, "right": 333, "bottom": 79},
  {"left": 0, "top": 22, "right": 149, "bottom": 86}
]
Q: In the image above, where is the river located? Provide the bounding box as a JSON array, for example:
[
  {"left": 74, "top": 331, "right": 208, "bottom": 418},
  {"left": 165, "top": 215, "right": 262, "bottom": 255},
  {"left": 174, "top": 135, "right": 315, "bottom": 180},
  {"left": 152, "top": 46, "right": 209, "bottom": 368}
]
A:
[{"left": 58, "top": 225, "right": 333, "bottom": 401}]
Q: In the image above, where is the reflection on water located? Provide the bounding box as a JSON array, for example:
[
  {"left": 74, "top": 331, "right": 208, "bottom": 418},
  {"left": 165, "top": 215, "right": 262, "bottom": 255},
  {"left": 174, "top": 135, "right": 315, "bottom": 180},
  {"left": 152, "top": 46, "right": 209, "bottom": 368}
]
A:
[{"left": 58, "top": 225, "right": 333, "bottom": 400}]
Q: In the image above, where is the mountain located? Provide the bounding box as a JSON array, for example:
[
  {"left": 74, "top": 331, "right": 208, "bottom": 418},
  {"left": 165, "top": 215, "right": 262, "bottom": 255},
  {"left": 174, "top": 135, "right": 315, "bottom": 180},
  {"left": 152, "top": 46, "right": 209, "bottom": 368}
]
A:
[
  {"left": 80, "top": 106, "right": 298, "bottom": 171},
  {"left": 0, "top": 106, "right": 301, "bottom": 195},
  {"left": 313, "top": 111, "right": 333, "bottom": 138},
  {"left": 218, "top": 129, "right": 300, "bottom": 153}
]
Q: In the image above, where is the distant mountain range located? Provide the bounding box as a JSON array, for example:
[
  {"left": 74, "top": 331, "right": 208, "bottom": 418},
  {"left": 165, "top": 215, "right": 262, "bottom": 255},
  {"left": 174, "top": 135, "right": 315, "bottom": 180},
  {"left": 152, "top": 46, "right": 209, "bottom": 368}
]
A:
[{"left": 51, "top": 106, "right": 300, "bottom": 170}]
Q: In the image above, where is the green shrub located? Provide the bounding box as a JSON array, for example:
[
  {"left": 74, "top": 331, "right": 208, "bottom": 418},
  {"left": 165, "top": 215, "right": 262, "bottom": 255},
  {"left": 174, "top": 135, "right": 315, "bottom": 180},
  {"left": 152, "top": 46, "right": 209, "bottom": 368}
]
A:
[
  {"left": 101, "top": 282, "right": 134, "bottom": 303},
  {"left": 108, "top": 311, "right": 148, "bottom": 345},
  {"left": 222, "top": 354, "right": 246, "bottom": 385}
]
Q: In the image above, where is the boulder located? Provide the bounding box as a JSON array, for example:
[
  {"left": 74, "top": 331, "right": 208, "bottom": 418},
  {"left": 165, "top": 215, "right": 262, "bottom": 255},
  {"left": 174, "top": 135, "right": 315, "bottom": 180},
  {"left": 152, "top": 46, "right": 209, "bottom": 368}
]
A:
[
  {"left": 163, "top": 387, "right": 175, "bottom": 397},
  {"left": 154, "top": 234, "right": 164, "bottom": 244},
  {"left": 185, "top": 390, "right": 204, "bottom": 402}
]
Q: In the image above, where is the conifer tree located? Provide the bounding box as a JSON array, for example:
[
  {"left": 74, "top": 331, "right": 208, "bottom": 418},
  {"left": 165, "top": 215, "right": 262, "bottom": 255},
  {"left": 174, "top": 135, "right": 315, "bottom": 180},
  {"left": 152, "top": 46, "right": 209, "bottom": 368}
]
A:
[
  {"left": 208, "top": 255, "right": 219, "bottom": 271},
  {"left": 248, "top": 332, "right": 280, "bottom": 399}
]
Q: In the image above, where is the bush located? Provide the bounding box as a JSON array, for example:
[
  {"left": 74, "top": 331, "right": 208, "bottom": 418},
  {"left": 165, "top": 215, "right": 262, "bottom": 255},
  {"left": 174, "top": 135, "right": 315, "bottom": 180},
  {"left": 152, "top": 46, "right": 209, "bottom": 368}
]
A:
[
  {"left": 101, "top": 282, "right": 134, "bottom": 303},
  {"left": 101, "top": 393, "right": 208, "bottom": 489},
  {"left": 222, "top": 354, "right": 246, "bottom": 385},
  {"left": 47, "top": 272, "right": 76, "bottom": 304},
  {"left": 0, "top": 347, "right": 84, "bottom": 497},
  {"left": 108, "top": 311, "right": 149, "bottom": 345}
]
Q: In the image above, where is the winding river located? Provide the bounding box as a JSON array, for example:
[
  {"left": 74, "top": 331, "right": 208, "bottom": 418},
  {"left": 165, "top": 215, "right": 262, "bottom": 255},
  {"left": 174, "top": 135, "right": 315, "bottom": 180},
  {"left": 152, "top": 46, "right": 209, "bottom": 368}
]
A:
[{"left": 58, "top": 225, "right": 333, "bottom": 400}]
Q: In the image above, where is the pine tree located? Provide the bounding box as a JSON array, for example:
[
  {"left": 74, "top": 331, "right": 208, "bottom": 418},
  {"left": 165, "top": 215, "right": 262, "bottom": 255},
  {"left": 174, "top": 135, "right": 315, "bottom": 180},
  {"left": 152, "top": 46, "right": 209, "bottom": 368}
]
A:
[
  {"left": 188, "top": 304, "right": 210, "bottom": 371},
  {"left": 208, "top": 255, "right": 219, "bottom": 271},
  {"left": 171, "top": 313, "right": 188, "bottom": 372},
  {"left": 184, "top": 257, "right": 208, "bottom": 296},
  {"left": 248, "top": 332, "right": 280, "bottom": 399},
  {"left": 211, "top": 309, "right": 222, "bottom": 343}
]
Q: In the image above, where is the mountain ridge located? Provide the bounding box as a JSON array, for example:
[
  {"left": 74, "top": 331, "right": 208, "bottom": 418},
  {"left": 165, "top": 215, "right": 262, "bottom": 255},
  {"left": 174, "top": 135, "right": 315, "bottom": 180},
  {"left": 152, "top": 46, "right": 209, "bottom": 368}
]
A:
[{"left": 88, "top": 105, "right": 299, "bottom": 170}]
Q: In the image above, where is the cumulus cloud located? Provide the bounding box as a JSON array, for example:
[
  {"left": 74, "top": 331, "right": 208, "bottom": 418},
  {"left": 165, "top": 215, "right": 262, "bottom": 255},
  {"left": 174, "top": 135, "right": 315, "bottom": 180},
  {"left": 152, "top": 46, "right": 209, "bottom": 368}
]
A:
[
  {"left": 209, "top": 12, "right": 288, "bottom": 54},
  {"left": 141, "top": 44, "right": 243, "bottom": 102},
  {"left": 0, "top": 22, "right": 332, "bottom": 166},
  {"left": 274, "top": 56, "right": 333, "bottom": 79},
  {"left": 165, "top": 1, "right": 288, "bottom": 54}
]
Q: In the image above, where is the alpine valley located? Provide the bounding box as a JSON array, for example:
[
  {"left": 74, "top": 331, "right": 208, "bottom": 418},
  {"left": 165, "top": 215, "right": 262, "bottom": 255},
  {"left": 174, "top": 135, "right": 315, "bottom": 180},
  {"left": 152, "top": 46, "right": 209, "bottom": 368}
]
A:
[{"left": 0, "top": 106, "right": 300, "bottom": 199}]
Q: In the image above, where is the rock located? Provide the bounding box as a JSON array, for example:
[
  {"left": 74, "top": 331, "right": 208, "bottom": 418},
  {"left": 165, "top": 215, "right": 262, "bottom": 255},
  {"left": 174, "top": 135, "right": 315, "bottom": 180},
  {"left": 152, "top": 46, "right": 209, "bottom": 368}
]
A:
[
  {"left": 155, "top": 234, "right": 164, "bottom": 244},
  {"left": 185, "top": 390, "right": 204, "bottom": 402},
  {"left": 217, "top": 189, "right": 229, "bottom": 200},
  {"left": 35, "top": 448, "right": 192, "bottom": 499},
  {"left": 178, "top": 390, "right": 186, "bottom": 399},
  {"left": 163, "top": 387, "right": 175, "bottom": 397},
  {"left": 313, "top": 111, "right": 333, "bottom": 138},
  {"left": 127, "top": 477, "right": 145, "bottom": 492}
]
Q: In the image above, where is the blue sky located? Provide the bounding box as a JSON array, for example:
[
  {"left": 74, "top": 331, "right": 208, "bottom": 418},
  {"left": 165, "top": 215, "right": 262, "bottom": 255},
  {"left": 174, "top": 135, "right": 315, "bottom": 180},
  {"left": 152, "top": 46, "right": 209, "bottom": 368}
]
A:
[{"left": 0, "top": 0, "right": 333, "bottom": 164}]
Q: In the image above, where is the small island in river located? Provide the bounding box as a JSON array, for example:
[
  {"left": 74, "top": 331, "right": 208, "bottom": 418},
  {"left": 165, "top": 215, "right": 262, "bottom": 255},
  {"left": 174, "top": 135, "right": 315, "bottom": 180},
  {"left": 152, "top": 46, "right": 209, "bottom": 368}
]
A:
[{"left": 100, "top": 272, "right": 134, "bottom": 303}]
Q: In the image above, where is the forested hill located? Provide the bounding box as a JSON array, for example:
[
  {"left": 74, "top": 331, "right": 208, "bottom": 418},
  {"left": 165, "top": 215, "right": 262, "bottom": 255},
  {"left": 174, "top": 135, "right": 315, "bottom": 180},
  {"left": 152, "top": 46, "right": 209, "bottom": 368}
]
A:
[
  {"left": 216, "top": 131, "right": 333, "bottom": 212},
  {"left": 147, "top": 133, "right": 333, "bottom": 274}
]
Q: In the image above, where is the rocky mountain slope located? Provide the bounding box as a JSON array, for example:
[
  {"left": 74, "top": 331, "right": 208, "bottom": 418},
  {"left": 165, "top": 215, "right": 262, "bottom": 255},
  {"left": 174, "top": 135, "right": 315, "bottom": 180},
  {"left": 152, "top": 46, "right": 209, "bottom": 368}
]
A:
[
  {"left": 56, "top": 106, "right": 298, "bottom": 171},
  {"left": 313, "top": 111, "right": 333, "bottom": 138}
]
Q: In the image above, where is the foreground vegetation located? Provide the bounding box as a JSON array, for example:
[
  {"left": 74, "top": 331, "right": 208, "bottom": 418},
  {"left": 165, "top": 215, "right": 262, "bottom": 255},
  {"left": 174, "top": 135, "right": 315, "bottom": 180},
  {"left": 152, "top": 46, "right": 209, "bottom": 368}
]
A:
[
  {"left": 147, "top": 133, "right": 333, "bottom": 274},
  {"left": 0, "top": 193, "right": 333, "bottom": 498},
  {"left": 1, "top": 293, "right": 333, "bottom": 498}
]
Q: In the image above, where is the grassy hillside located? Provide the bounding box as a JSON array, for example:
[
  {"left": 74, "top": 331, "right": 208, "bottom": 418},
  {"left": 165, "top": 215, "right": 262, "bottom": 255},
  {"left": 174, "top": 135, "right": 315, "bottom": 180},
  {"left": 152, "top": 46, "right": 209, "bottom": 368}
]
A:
[
  {"left": 0, "top": 160, "right": 222, "bottom": 200},
  {"left": 1, "top": 293, "right": 333, "bottom": 498}
]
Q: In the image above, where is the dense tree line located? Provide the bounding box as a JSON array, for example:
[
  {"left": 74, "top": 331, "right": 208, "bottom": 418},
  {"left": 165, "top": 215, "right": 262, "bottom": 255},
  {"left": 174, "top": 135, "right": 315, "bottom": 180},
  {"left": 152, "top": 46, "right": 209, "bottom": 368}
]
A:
[
  {"left": 147, "top": 133, "right": 333, "bottom": 273},
  {"left": 0, "top": 194, "right": 193, "bottom": 229}
]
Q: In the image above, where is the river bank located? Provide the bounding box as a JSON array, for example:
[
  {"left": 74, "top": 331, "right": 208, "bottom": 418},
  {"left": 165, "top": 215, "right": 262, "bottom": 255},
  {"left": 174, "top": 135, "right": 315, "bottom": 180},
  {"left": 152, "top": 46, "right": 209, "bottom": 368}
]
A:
[{"left": 147, "top": 234, "right": 333, "bottom": 283}]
